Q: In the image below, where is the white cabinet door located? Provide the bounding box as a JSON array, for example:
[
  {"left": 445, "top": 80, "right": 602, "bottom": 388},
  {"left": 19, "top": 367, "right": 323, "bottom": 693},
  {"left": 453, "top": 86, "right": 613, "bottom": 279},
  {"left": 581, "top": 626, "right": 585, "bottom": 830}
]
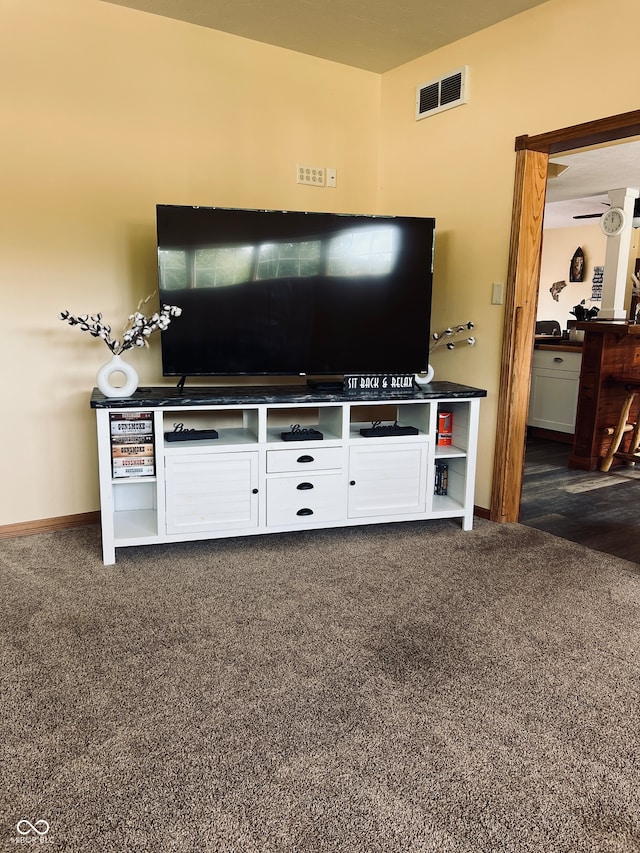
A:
[
  {"left": 165, "top": 451, "right": 259, "bottom": 535},
  {"left": 348, "top": 443, "right": 428, "bottom": 518},
  {"left": 528, "top": 353, "right": 581, "bottom": 434}
]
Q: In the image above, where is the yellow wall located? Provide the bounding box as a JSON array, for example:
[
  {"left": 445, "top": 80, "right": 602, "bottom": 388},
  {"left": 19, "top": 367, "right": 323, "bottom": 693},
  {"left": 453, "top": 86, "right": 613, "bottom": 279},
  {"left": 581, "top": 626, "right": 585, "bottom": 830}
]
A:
[
  {"left": 536, "top": 221, "right": 640, "bottom": 329},
  {"left": 377, "top": 0, "right": 640, "bottom": 507},
  {"left": 4, "top": 0, "right": 640, "bottom": 528},
  {"left": 0, "top": 0, "right": 380, "bottom": 526},
  {"left": 537, "top": 224, "right": 606, "bottom": 329}
]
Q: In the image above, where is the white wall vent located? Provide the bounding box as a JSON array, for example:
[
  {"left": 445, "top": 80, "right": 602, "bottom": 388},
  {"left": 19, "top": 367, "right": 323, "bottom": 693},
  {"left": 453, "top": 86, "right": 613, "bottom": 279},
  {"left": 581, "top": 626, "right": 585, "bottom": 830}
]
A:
[{"left": 416, "top": 66, "right": 468, "bottom": 120}]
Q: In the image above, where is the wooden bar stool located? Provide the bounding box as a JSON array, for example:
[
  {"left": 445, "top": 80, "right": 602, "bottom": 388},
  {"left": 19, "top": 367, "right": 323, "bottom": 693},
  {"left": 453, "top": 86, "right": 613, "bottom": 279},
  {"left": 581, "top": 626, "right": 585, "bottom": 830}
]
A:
[{"left": 600, "top": 379, "right": 640, "bottom": 472}]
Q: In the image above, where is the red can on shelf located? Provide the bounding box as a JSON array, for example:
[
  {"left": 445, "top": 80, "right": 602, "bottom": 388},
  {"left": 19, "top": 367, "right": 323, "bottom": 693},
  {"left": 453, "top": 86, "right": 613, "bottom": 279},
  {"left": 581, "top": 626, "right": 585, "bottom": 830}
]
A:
[{"left": 437, "top": 411, "right": 453, "bottom": 446}]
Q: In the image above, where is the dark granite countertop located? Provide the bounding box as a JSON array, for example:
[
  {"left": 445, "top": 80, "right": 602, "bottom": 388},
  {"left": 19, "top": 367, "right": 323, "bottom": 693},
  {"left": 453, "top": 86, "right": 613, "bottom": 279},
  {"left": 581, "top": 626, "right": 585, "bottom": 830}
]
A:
[{"left": 90, "top": 381, "right": 487, "bottom": 408}]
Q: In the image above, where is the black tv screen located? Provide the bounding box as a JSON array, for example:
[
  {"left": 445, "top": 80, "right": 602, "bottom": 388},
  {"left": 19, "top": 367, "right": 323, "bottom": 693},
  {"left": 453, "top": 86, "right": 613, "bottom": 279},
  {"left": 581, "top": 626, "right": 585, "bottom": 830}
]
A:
[{"left": 156, "top": 204, "right": 435, "bottom": 377}]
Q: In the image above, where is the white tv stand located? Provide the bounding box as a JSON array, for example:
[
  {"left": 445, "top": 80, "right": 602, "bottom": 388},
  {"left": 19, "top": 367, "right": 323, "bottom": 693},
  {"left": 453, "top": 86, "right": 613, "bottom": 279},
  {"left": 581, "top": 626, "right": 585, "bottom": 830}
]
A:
[{"left": 91, "top": 382, "right": 486, "bottom": 565}]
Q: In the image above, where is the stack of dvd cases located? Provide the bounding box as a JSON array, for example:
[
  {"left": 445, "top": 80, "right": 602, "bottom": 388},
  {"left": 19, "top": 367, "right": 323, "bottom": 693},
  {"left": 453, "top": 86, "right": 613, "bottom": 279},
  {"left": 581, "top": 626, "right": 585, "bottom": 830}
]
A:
[
  {"left": 434, "top": 461, "right": 448, "bottom": 495},
  {"left": 110, "top": 413, "right": 155, "bottom": 478}
]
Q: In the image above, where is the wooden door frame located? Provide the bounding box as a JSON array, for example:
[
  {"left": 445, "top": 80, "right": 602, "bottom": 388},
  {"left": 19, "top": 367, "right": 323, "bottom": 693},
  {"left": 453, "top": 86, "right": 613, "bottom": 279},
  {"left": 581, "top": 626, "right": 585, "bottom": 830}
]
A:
[{"left": 490, "top": 109, "right": 640, "bottom": 523}]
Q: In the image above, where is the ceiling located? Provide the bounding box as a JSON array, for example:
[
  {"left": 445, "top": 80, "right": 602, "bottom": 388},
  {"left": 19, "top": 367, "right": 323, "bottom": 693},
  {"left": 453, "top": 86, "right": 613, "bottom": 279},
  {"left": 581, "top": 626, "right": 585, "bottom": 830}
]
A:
[
  {"left": 103, "top": 1, "right": 640, "bottom": 226},
  {"left": 102, "top": 0, "right": 551, "bottom": 73},
  {"left": 544, "top": 140, "right": 640, "bottom": 229}
]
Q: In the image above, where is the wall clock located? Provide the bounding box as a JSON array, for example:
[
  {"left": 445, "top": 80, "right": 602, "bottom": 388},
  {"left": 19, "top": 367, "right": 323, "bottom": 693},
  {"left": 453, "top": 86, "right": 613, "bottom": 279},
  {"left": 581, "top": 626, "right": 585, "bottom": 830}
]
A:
[{"left": 600, "top": 207, "right": 626, "bottom": 237}]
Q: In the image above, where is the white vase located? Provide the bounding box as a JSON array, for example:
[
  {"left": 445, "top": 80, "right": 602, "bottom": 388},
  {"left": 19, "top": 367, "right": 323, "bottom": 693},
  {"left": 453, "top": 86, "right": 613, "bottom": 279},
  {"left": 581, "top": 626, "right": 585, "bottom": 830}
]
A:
[
  {"left": 414, "top": 364, "right": 435, "bottom": 387},
  {"left": 96, "top": 353, "right": 139, "bottom": 398}
]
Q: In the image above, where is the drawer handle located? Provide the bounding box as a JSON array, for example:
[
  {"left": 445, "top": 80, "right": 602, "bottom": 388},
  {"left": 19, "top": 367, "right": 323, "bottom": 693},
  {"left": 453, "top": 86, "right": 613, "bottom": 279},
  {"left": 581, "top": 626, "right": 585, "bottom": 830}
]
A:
[
  {"left": 296, "top": 482, "right": 314, "bottom": 490},
  {"left": 296, "top": 507, "right": 314, "bottom": 516},
  {"left": 553, "top": 357, "right": 563, "bottom": 363},
  {"left": 297, "top": 454, "right": 315, "bottom": 463}
]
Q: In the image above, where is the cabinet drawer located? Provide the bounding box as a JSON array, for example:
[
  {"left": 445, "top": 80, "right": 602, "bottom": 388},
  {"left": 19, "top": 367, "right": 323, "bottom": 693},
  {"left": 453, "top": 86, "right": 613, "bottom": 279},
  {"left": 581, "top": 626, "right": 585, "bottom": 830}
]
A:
[
  {"left": 266, "top": 446, "right": 343, "bottom": 473},
  {"left": 266, "top": 473, "right": 345, "bottom": 525},
  {"left": 532, "top": 350, "right": 582, "bottom": 372}
]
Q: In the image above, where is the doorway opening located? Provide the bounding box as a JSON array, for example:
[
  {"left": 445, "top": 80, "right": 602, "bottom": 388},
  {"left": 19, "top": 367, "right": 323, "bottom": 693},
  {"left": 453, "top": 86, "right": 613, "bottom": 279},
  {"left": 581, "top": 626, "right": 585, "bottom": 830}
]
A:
[{"left": 490, "top": 110, "right": 640, "bottom": 525}]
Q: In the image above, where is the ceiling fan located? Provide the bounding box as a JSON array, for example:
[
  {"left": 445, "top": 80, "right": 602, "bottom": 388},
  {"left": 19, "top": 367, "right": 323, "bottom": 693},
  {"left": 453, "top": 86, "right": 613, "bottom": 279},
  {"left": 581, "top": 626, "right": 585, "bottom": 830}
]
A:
[
  {"left": 573, "top": 203, "right": 609, "bottom": 220},
  {"left": 573, "top": 197, "right": 640, "bottom": 221}
]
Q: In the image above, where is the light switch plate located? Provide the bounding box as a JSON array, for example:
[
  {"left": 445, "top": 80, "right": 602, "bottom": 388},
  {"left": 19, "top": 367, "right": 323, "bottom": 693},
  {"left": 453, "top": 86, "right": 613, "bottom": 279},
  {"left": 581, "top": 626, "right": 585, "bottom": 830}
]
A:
[{"left": 492, "top": 282, "right": 504, "bottom": 305}]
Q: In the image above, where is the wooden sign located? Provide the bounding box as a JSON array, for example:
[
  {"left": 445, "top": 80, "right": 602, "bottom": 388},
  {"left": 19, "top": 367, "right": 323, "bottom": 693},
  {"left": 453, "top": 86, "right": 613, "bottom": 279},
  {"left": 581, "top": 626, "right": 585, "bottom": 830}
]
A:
[{"left": 343, "top": 374, "right": 415, "bottom": 394}]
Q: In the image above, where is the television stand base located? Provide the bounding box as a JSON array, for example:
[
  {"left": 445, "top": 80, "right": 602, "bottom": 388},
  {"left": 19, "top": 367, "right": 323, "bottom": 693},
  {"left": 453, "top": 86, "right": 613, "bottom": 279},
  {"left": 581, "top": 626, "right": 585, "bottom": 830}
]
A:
[{"left": 90, "top": 384, "right": 486, "bottom": 564}]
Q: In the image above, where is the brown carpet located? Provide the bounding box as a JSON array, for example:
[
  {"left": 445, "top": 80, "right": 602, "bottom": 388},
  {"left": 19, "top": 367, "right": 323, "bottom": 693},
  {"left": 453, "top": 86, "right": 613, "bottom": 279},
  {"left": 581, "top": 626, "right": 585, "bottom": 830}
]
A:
[{"left": 1, "top": 519, "right": 640, "bottom": 852}]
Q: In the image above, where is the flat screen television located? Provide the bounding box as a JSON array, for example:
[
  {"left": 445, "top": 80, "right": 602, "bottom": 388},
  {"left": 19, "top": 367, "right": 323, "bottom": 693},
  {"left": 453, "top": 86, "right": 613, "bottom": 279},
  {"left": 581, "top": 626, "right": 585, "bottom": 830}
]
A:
[{"left": 156, "top": 204, "right": 435, "bottom": 380}]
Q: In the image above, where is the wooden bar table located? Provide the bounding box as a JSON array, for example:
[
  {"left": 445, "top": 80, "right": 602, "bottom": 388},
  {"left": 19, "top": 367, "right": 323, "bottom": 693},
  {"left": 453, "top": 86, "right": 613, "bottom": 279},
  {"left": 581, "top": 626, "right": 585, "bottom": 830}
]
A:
[
  {"left": 599, "top": 378, "right": 640, "bottom": 471},
  {"left": 569, "top": 321, "right": 640, "bottom": 470}
]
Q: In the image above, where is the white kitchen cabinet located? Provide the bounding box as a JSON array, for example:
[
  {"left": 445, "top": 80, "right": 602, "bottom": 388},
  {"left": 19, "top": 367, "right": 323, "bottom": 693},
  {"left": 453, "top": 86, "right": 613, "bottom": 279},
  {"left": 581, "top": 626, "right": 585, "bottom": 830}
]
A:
[{"left": 528, "top": 349, "right": 582, "bottom": 434}]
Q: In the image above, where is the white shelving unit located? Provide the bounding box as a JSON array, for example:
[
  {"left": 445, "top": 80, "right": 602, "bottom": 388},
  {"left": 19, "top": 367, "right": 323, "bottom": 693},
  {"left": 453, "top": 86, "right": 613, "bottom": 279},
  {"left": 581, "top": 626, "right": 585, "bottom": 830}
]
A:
[{"left": 92, "top": 383, "right": 485, "bottom": 565}]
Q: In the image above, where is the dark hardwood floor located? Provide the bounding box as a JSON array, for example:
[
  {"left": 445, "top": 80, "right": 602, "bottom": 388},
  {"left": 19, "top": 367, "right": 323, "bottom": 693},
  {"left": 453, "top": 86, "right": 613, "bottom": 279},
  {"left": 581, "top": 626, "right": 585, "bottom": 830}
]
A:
[{"left": 520, "top": 434, "right": 640, "bottom": 565}]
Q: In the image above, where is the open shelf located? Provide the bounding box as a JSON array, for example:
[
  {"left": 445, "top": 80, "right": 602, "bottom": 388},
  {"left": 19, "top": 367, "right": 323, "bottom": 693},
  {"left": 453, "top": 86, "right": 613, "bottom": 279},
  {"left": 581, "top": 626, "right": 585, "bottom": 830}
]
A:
[
  {"left": 112, "top": 480, "right": 159, "bottom": 540},
  {"left": 436, "top": 401, "right": 470, "bottom": 452},
  {"left": 162, "top": 408, "right": 259, "bottom": 449},
  {"left": 432, "top": 493, "right": 465, "bottom": 514},
  {"left": 265, "top": 405, "right": 343, "bottom": 443},
  {"left": 435, "top": 444, "right": 467, "bottom": 459},
  {"left": 348, "top": 400, "right": 431, "bottom": 440},
  {"left": 113, "top": 508, "right": 159, "bottom": 541},
  {"left": 432, "top": 456, "right": 467, "bottom": 510}
]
